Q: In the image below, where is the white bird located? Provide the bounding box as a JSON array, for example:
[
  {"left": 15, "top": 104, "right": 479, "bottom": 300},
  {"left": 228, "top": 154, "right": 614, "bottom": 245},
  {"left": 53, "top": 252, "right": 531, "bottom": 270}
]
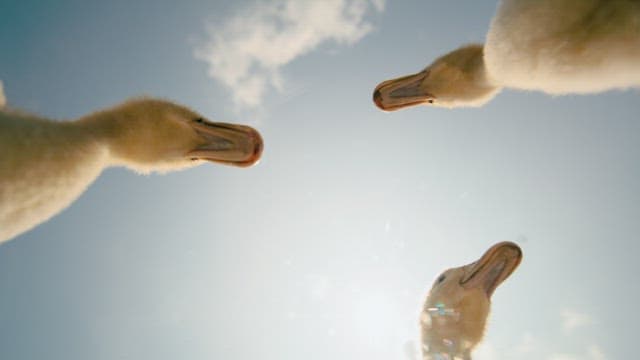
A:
[
  {"left": 0, "top": 97, "right": 263, "bottom": 243},
  {"left": 420, "top": 242, "right": 522, "bottom": 359},
  {"left": 373, "top": 0, "right": 640, "bottom": 110}
]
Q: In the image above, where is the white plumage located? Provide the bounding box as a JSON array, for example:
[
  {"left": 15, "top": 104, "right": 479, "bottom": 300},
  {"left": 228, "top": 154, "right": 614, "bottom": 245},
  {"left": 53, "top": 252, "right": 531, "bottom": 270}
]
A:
[
  {"left": 420, "top": 242, "right": 522, "bottom": 360},
  {"left": 374, "top": 0, "right": 640, "bottom": 110},
  {"left": 0, "top": 97, "right": 263, "bottom": 243}
]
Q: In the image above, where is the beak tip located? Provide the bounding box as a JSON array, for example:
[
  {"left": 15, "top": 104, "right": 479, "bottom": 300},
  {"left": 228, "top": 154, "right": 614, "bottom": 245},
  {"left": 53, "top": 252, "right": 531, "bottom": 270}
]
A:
[
  {"left": 497, "top": 241, "right": 523, "bottom": 259},
  {"left": 373, "top": 87, "right": 386, "bottom": 110},
  {"left": 234, "top": 128, "right": 264, "bottom": 168},
  {"left": 252, "top": 129, "right": 264, "bottom": 161}
]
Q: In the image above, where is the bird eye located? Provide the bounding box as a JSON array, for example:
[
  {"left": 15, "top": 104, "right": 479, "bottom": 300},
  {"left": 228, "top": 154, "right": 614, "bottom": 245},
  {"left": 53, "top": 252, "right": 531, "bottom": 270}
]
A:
[
  {"left": 437, "top": 274, "right": 446, "bottom": 284},
  {"left": 427, "top": 99, "right": 434, "bottom": 104},
  {"left": 195, "top": 117, "right": 205, "bottom": 123}
]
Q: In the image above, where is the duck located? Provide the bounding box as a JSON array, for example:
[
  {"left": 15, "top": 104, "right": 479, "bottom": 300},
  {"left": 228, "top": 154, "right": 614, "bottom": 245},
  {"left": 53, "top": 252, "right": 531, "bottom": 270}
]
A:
[
  {"left": 0, "top": 97, "right": 263, "bottom": 244},
  {"left": 373, "top": 0, "right": 640, "bottom": 110},
  {"left": 420, "top": 241, "right": 522, "bottom": 359}
]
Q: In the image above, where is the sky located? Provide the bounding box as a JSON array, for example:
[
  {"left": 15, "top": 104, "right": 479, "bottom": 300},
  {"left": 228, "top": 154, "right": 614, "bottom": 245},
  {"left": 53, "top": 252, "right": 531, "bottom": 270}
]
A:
[{"left": 1, "top": 1, "right": 639, "bottom": 359}]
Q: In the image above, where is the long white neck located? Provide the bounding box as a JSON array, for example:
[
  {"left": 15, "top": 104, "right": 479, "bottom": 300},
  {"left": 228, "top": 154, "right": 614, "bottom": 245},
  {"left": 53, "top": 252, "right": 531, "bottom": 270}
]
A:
[
  {"left": 74, "top": 108, "right": 136, "bottom": 167},
  {"left": 420, "top": 292, "right": 490, "bottom": 360}
]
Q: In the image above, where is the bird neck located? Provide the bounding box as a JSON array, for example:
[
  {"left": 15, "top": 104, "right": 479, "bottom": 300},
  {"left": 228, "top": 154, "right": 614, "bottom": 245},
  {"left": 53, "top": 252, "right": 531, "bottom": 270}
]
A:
[
  {"left": 422, "top": 316, "right": 475, "bottom": 360},
  {"left": 421, "top": 293, "right": 489, "bottom": 360},
  {"left": 75, "top": 106, "right": 144, "bottom": 169},
  {"left": 433, "top": 44, "right": 501, "bottom": 107}
]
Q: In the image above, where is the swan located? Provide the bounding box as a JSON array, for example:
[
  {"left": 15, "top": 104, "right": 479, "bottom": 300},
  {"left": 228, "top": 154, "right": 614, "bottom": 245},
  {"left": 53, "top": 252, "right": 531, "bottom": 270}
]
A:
[
  {"left": 0, "top": 97, "right": 263, "bottom": 244},
  {"left": 373, "top": 0, "right": 640, "bottom": 110},
  {"left": 420, "top": 241, "right": 522, "bottom": 359}
]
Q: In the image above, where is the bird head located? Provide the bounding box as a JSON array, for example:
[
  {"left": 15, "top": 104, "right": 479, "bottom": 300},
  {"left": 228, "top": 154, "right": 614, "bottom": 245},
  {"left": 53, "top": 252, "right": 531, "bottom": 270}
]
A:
[
  {"left": 373, "top": 44, "right": 500, "bottom": 110},
  {"left": 421, "top": 241, "right": 522, "bottom": 359},
  {"left": 94, "top": 98, "right": 263, "bottom": 173}
]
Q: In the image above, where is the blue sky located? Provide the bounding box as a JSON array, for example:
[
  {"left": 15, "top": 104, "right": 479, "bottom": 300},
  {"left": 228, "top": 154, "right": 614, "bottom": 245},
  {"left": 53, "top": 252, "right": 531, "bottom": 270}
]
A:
[{"left": 1, "top": 1, "right": 639, "bottom": 359}]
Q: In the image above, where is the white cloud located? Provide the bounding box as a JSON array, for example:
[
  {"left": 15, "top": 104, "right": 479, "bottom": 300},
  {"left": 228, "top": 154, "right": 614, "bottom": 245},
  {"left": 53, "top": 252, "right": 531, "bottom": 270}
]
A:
[
  {"left": 547, "top": 345, "right": 608, "bottom": 360},
  {"left": 587, "top": 345, "right": 607, "bottom": 360},
  {"left": 370, "top": 0, "right": 385, "bottom": 12},
  {"left": 561, "top": 309, "right": 593, "bottom": 333},
  {"left": 460, "top": 312, "right": 607, "bottom": 360},
  {"left": 402, "top": 340, "right": 418, "bottom": 360},
  {"left": 515, "top": 332, "right": 537, "bottom": 354},
  {"left": 468, "top": 329, "right": 608, "bottom": 360},
  {"left": 0, "top": 80, "right": 6, "bottom": 107},
  {"left": 307, "top": 274, "right": 332, "bottom": 301},
  {"left": 474, "top": 341, "right": 500, "bottom": 360},
  {"left": 548, "top": 354, "right": 579, "bottom": 360},
  {"left": 194, "top": 0, "right": 384, "bottom": 108}
]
